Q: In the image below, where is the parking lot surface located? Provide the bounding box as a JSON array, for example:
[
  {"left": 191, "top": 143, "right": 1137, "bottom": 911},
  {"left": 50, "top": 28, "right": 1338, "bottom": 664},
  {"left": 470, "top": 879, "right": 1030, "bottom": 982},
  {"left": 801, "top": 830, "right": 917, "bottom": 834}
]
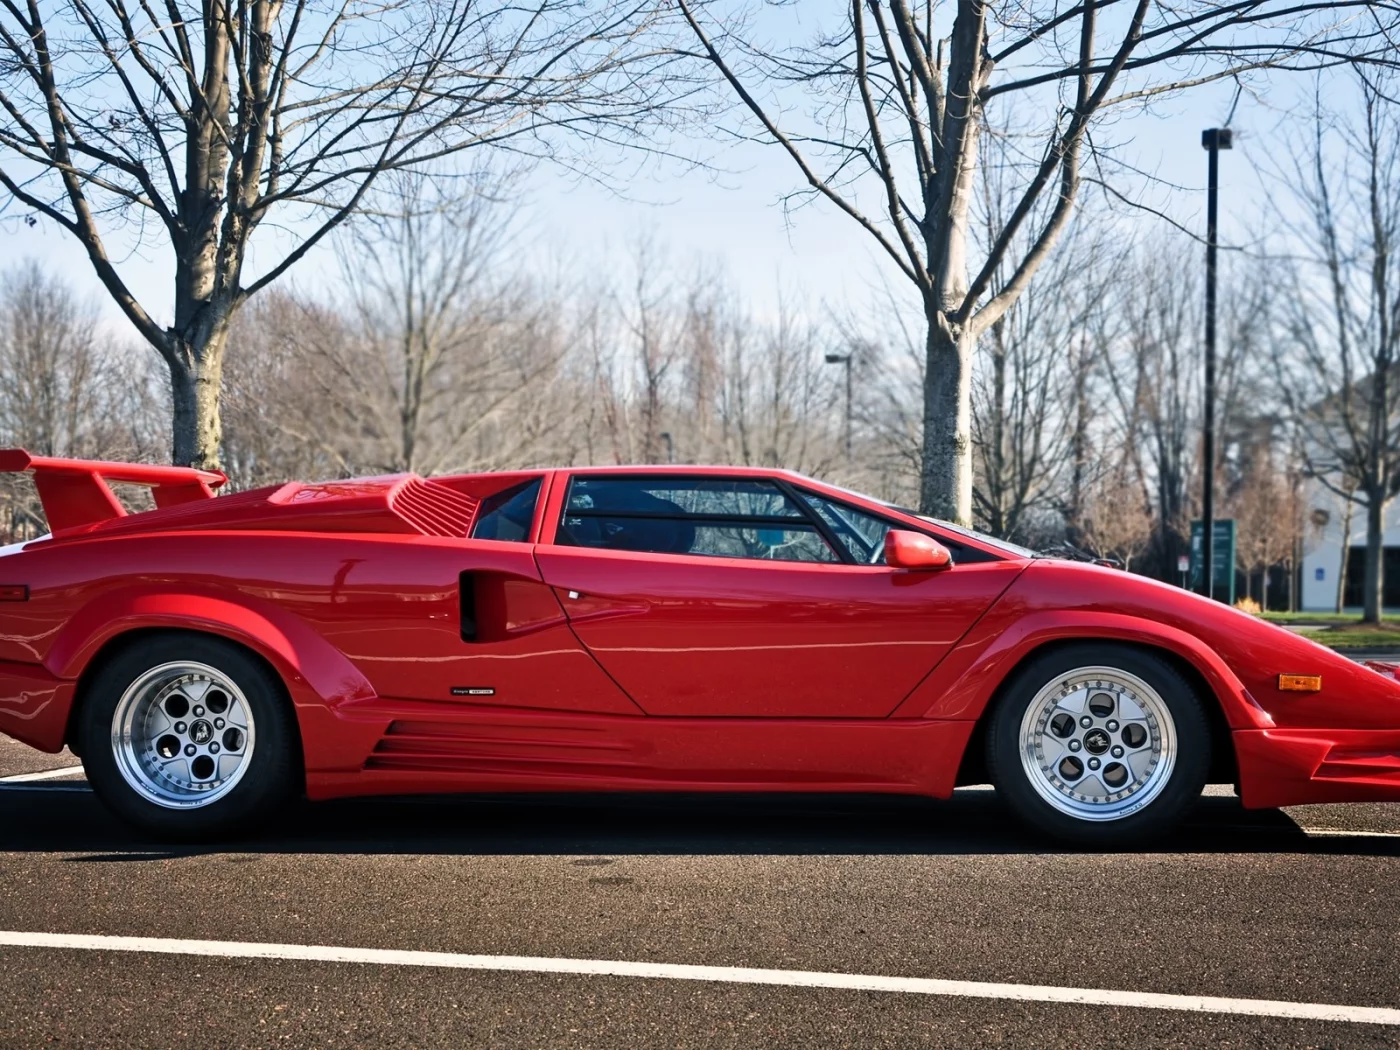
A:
[{"left": 1, "top": 736, "right": 1398, "bottom": 1049}]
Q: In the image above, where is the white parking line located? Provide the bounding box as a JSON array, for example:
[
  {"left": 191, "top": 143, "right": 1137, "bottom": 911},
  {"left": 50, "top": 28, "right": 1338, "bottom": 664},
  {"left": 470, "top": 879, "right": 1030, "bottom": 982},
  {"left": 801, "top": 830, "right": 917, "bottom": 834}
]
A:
[
  {"left": 0, "top": 766, "right": 85, "bottom": 783},
  {"left": 0, "top": 930, "right": 1396, "bottom": 1025}
]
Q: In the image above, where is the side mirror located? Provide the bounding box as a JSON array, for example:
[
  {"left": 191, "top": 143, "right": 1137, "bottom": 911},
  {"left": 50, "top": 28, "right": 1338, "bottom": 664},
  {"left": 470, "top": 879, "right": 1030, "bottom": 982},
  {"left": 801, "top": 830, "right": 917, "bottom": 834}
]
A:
[{"left": 884, "top": 530, "right": 953, "bottom": 571}]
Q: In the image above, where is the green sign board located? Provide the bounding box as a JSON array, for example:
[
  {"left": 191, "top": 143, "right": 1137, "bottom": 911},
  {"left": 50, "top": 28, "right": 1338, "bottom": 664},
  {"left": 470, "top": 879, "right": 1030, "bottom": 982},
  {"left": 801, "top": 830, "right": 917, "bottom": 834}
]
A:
[{"left": 1189, "top": 519, "right": 1236, "bottom": 604}]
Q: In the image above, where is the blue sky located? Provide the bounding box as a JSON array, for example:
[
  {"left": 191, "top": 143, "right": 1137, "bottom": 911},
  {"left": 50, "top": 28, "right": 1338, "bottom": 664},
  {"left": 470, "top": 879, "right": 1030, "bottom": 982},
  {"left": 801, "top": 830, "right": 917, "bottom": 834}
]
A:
[{"left": 4, "top": 44, "right": 1289, "bottom": 343}]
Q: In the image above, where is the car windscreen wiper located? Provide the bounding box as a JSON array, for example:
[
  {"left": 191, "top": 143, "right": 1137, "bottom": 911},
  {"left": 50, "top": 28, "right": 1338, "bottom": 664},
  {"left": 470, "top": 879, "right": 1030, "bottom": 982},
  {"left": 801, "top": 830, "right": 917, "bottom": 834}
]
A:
[{"left": 1035, "top": 542, "right": 1122, "bottom": 568}]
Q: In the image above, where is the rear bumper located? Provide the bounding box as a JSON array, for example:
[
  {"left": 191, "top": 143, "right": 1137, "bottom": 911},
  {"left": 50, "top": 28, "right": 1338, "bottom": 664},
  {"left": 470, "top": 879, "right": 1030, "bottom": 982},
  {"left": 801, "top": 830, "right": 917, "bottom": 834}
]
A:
[
  {"left": 0, "top": 659, "right": 74, "bottom": 753},
  {"left": 1234, "top": 728, "right": 1400, "bottom": 809}
]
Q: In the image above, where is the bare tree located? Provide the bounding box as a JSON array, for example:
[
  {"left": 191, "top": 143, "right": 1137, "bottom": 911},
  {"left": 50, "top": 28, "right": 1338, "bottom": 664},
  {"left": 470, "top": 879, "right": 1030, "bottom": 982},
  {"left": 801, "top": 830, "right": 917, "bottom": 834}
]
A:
[
  {"left": 971, "top": 213, "right": 1109, "bottom": 542},
  {"left": 1061, "top": 329, "right": 1098, "bottom": 547},
  {"left": 621, "top": 239, "right": 682, "bottom": 464},
  {"left": 599, "top": 272, "right": 848, "bottom": 475},
  {"left": 0, "top": 0, "right": 688, "bottom": 468},
  {"left": 1272, "top": 70, "right": 1400, "bottom": 623},
  {"left": 1228, "top": 420, "right": 1295, "bottom": 608},
  {"left": 675, "top": 0, "right": 1399, "bottom": 521},
  {"left": 1078, "top": 448, "right": 1152, "bottom": 571},
  {"left": 1097, "top": 246, "right": 1195, "bottom": 574},
  {"left": 220, "top": 290, "right": 353, "bottom": 489},
  {"left": 222, "top": 176, "right": 570, "bottom": 483},
  {"left": 838, "top": 288, "right": 927, "bottom": 506},
  {"left": 1094, "top": 236, "right": 1263, "bottom": 579},
  {"left": 1334, "top": 479, "right": 1359, "bottom": 613},
  {"left": 0, "top": 261, "right": 163, "bottom": 536}
]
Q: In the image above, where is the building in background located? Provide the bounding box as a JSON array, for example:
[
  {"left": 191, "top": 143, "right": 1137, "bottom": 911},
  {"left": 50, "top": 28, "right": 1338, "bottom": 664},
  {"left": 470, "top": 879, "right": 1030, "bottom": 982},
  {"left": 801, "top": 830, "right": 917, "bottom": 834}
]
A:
[{"left": 1300, "top": 486, "right": 1400, "bottom": 613}]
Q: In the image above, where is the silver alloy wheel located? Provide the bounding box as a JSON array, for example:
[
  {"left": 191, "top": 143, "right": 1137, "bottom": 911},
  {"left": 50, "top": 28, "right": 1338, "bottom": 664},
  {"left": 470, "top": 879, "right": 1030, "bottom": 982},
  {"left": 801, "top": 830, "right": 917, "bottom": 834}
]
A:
[
  {"left": 1018, "top": 665, "right": 1177, "bottom": 822},
  {"left": 111, "top": 661, "right": 256, "bottom": 809}
]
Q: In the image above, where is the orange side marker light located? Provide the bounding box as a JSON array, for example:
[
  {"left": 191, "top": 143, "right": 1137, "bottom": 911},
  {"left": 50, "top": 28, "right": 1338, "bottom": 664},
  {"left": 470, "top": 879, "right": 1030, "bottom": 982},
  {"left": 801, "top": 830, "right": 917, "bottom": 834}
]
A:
[{"left": 1278, "top": 674, "right": 1322, "bottom": 693}]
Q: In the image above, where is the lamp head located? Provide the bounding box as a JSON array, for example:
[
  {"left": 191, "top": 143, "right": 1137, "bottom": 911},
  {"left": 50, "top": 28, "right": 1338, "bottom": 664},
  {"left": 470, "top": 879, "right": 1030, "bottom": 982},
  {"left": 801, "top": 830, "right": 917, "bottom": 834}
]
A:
[{"left": 1202, "top": 128, "right": 1233, "bottom": 150}]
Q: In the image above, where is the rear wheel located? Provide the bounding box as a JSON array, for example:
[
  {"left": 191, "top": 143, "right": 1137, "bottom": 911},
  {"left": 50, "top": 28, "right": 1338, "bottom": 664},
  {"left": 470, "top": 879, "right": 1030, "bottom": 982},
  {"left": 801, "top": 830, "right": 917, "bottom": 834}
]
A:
[
  {"left": 987, "top": 644, "right": 1210, "bottom": 846},
  {"left": 77, "top": 633, "right": 299, "bottom": 840}
]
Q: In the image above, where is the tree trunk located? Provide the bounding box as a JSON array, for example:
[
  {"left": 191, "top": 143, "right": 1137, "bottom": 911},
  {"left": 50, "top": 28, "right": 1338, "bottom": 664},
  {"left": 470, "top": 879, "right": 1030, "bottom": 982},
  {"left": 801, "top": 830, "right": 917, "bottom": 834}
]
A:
[
  {"left": 1066, "top": 345, "right": 1090, "bottom": 547},
  {"left": 167, "top": 323, "right": 229, "bottom": 471},
  {"left": 1289, "top": 542, "right": 1297, "bottom": 612},
  {"left": 1363, "top": 491, "right": 1386, "bottom": 624},
  {"left": 1337, "top": 497, "right": 1355, "bottom": 613},
  {"left": 920, "top": 316, "right": 974, "bottom": 523}
]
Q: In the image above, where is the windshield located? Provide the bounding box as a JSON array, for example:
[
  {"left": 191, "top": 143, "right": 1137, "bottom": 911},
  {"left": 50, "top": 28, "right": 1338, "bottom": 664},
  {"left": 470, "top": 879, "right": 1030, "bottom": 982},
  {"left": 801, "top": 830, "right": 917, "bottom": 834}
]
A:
[
  {"left": 815, "top": 480, "right": 1038, "bottom": 559},
  {"left": 915, "top": 516, "right": 1038, "bottom": 559}
]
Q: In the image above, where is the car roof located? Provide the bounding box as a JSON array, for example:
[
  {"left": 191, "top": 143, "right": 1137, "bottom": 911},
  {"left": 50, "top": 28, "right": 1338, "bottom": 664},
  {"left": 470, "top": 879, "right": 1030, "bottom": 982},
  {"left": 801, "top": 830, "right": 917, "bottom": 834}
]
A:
[{"left": 555, "top": 464, "right": 813, "bottom": 481}]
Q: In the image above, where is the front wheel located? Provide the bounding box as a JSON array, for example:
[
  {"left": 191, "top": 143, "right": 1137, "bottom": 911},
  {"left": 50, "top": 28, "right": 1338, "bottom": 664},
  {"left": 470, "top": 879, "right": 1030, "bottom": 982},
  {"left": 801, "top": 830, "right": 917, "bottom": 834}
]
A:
[
  {"left": 987, "top": 644, "right": 1210, "bottom": 846},
  {"left": 77, "top": 633, "right": 299, "bottom": 840}
]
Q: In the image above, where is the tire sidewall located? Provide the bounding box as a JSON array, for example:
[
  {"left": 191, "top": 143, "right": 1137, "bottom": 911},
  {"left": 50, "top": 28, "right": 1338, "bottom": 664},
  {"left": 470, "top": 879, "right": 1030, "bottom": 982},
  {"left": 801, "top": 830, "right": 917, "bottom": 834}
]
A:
[
  {"left": 987, "top": 643, "right": 1211, "bottom": 846},
  {"left": 77, "top": 633, "right": 298, "bottom": 839}
]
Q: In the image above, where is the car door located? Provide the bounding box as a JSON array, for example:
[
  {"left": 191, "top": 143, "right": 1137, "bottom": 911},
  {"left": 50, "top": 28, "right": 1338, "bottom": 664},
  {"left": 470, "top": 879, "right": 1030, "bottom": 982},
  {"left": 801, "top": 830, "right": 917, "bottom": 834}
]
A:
[
  {"left": 533, "top": 474, "right": 1023, "bottom": 718},
  {"left": 300, "top": 475, "right": 641, "bottom": 716}
]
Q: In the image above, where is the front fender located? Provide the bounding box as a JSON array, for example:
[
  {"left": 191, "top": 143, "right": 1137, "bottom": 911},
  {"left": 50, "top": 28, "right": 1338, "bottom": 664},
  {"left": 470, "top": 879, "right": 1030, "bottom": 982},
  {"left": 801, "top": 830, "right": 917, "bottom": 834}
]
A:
[
  {"left": 895, "top": 608, "right": 1273, "bottom": 731},
  {"left": 47, "top": 586, "right": 378, "bottom": 771}
]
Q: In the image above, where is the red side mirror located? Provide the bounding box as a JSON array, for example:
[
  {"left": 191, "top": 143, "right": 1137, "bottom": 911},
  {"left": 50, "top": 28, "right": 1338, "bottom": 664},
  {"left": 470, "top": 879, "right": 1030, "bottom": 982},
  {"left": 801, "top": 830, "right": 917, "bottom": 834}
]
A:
[{"left": 884, "top": 530, "right": 953, "bottom": 571}]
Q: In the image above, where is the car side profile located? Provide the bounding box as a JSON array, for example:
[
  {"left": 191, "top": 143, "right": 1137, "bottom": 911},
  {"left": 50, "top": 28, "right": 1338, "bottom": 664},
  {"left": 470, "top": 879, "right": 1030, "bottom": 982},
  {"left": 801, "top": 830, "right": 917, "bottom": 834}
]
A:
[{"left": 0, "top": 449, "right": 1397, "bottom": 846}]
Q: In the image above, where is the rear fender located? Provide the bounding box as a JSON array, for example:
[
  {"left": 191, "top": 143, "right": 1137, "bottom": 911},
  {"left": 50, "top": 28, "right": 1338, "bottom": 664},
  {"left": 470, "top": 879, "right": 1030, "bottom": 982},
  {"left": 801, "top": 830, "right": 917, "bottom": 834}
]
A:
[
  {"left": 48, "top": 588, "right": 379, "bottom": 772},
  {"left": 896, "top": 610, "right": 1273, "bottom": 731}
]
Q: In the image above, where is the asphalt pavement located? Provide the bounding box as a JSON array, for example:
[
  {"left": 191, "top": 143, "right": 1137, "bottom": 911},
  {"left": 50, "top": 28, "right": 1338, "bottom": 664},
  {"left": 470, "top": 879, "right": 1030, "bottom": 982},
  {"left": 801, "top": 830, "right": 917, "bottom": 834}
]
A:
[{"left": 1, "top": 736, "right": 1398, "bottom": 1048}]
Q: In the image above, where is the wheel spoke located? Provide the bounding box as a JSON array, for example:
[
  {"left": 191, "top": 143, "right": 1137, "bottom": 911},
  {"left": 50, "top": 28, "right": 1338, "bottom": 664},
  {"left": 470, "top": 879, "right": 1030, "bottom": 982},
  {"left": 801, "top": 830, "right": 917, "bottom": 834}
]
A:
[
  {"left": 1054, "top": 690, "right": 1087, "bottom": 715},
  {"left": 1077, "top": 772, "right": 1109, "bottom": 798},
  {"left": 1117, "top": 694, "right": 1147, "bottom": 721},
  {"left": 1126, "top": 746, "right": 1155, "bottom": 779}
]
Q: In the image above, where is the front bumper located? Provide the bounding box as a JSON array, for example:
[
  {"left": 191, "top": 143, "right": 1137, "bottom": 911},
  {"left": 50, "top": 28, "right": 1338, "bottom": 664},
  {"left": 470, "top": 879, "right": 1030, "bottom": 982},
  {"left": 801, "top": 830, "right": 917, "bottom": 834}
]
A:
[{"left": 1234, "top": 728, "right": 1400, "bottom": 809}]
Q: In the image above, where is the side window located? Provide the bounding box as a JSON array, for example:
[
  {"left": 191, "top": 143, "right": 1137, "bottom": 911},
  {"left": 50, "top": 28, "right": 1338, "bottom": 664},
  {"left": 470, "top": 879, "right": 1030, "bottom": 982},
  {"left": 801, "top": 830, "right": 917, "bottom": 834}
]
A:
[
  {"left": 470, "top": 479, "right": 543, "bottom": 542},
  {"left": 559, "top": 478, "right": 838, "bottom": 563},
  {"left": 802, "top": 493, "right": 895, "bottom": 564}
]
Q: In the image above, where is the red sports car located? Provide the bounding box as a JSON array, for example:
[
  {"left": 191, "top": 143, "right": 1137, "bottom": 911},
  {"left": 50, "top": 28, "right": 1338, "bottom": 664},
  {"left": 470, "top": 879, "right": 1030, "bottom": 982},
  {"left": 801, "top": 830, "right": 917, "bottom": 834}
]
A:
[{"left": 0, "top": 449, "right": 1396, "bottom": 846}]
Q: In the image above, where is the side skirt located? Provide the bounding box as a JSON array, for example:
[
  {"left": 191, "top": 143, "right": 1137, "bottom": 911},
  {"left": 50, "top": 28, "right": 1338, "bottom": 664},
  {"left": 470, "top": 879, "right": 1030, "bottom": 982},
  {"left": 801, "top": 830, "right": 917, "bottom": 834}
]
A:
[{"left": 304, "top": 701, "right": 975, "bottom": 801}]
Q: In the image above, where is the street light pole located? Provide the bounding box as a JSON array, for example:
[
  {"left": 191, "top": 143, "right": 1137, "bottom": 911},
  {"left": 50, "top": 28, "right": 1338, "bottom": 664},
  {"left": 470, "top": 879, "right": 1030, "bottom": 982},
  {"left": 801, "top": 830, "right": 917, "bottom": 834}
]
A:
[
  {"left": 824, "top": 352, "right": 853, "bottom": 458},
  {"left": 1201, "top": 127, "right": 1232, "bottom": 601}
]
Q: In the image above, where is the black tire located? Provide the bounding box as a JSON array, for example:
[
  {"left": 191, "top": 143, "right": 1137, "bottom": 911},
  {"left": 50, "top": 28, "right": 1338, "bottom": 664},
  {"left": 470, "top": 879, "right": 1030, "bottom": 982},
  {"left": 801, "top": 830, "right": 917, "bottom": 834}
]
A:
[
  {"left": 986, "top": 643, "right": 1211, "bottom": 847},
  {"left": 76, "top": 632, "right": 300, "bottom": 841}
]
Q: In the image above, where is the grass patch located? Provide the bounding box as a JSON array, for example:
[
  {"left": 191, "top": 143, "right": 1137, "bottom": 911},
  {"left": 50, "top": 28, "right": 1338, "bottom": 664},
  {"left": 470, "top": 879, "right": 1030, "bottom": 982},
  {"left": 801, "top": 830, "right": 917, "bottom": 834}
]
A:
[
  {"left": 1260, "top": 611, "right": 1363, "bottom": 625},
  {"left": 1293, "top": 622, "right": 1400, "bottom": 649}
]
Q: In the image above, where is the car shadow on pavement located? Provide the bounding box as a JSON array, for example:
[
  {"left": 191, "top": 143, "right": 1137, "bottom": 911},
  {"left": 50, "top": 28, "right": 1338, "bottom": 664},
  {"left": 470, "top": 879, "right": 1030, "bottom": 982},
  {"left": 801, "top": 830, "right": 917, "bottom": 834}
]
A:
[{"left": 1, "top": 784, "right": 1397, "bottom": 859}]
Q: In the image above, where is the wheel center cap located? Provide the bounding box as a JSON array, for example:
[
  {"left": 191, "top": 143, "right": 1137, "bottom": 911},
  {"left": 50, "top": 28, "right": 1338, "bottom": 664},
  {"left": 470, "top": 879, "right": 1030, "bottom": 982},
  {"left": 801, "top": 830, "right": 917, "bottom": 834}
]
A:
[
  {"left": 1083, "top": 728, "right": 1111, "bottom": 754},
  {"left": 190, "top": 719, "right": 214, "bottom": 745}
]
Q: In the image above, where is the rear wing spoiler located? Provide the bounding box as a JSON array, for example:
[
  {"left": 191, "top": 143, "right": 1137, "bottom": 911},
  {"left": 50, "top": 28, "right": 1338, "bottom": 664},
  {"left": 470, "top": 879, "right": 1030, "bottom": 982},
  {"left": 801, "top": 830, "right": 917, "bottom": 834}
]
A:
[{"left": 0, "top": 449, "right": 225, "bottom": 535}]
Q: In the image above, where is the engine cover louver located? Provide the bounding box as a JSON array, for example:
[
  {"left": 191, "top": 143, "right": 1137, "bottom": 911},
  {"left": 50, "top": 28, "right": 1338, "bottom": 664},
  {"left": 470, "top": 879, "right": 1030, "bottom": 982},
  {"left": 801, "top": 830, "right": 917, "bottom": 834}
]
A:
[{"left": 388, "top": 478, "right": 480, "bottom": 538}]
